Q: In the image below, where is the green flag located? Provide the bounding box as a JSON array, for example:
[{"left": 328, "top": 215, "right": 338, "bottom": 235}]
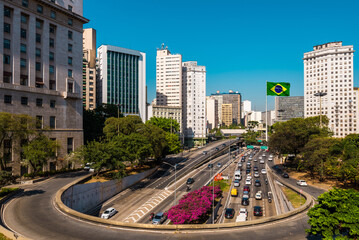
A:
[{"left": 267, "top": 82, "right": 290, "bottom": 96}]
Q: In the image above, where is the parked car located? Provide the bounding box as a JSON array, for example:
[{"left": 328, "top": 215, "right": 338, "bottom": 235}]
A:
[
  {"left": 255, "top": 191, "right": 262, "bottom": 200},
  {"left": 282, "top": 173, "right": 289, "bottom": 178},
  {"left": 253, "top": 206, "right": 263, "bottom": 216},
  {"left": 101, "top": 207, "right": 117, "bottom": 219},
  {"left": 254, "top": 180, "right": 261, "bottom": 187},
  {"left": 225, "top": 208, "right": 235, "bottom": 219},
  {"left": 234, "top": 180, "right": 240, "bottom": 187},
  {"left": 186, "top": 178, "right": 194, "bottom": 184},
  {"left": 297, "top": 180, "right": 308, "bottom": 186},
  {"left": 261, "top": 169, "right": 267, "bottom": 174},
  {"left": 152, "top": 212, "right": 167, "bottom": 224}
]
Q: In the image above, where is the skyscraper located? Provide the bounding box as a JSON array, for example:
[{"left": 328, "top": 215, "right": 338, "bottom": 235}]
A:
[
  {"left": 97, "top": 45, "right": 146, "bottom": 121},
  {"left": 210, "top": 91, "right": 242, "bottom": 126},
  {"left": 182, "top": 61, "right": 206, "bottom": 144},
  {"left": 156, "top": 46, "right": 182, "bottom": 106},
  {"left": 0, "top": 0, "right": 88, "bottom": 175},
  {"left": 83, "top": 28, "right": 96, "bottom": 110},
  {"left": 275, "top": 96, "right": 304, "bottom": 122},
  {"left": 303, "top": 42, "right": 358, "bottom": 137}
]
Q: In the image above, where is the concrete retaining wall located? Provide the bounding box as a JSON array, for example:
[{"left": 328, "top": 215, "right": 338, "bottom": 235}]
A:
[{"left": 62, "top": 168, "right": 157, "bottom": 213}]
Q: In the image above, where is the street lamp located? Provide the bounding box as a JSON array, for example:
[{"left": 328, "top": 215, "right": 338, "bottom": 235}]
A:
[{"left": 314, "top": 92, "right": 327, "bottom": 128}]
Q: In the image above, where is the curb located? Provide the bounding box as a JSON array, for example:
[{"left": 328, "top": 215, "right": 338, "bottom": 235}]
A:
[{"left": 54, "top": 166, "right": 314, "bottom": 231}]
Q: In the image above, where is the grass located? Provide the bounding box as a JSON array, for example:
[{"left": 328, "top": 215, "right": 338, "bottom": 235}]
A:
[
  {"left": 209, "top": 180, "right": 230, "bottom": 192},
  {"left": 0, "top": 233, "right": 12, "bottom": 240},
  {"left": 281, "top": 186, "right": 306, "bottom": 208},
  {"left": 0, "top": 188, "right": 19, "bottom": 200}
]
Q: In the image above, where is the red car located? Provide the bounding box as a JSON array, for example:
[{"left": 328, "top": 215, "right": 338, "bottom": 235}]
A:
[{"left": 243, "top": 186, "right": 250, "bottom": 193}]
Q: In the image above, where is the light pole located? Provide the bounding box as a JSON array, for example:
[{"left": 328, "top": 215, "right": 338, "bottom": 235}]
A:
[{"left": 314, "top": 92, "right": 327, "bottom": 128}]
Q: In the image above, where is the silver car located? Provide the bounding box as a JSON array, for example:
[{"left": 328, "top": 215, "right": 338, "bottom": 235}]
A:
[
  {"left": 101, "top": 207, "right": 116, "bottom": 219},
  {"left": 152, "top": 212, "right": 167, "bottom": 224}
]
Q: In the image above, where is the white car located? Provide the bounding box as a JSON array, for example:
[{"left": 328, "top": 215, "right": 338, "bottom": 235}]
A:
[
  {"left": 260, "top": 159, "right": 265, "bottom": 164},
  {"left": 234, "top": 180, "right": 240, "bottom": 187},
  {"left": 297, "top": 180, "right": 308, "bottom": 186},
  {"left": 239, "top": 208, "right": 248, "bottom": 216},
  {"left": 262, "top": 154, "right": 266, "bottom": 157},
  {"left": 258, "top": 156, "right": 262, "bottom": 160},
  {"left": 254, "top": 172, "right": 260, "bottom": 178},
  {"left": 246, "top": 175, "right": 252, "bottom": 180},
  {"left": 268, "top": 157, "right": 273, "bottom": 161},
  {"left": 255, "top": 191, "right": 262, "bottom": 200},
  {"left": 245, "top": 179, "right": 252, "bottom": 185},
  {"left": 254, "top": 158, "right": 258, "bottom": 162},
  {"left": 261, "top": 169, "right": 267, "bottom": 174},
  {"left": 236, "top": 208, "right": 248, "bottom": 222},
  {"left": 101, "top": 207, "right": 116, "bottom": 219},
  {"left": 269, "top": 154, "right": 273, "bottom": 158}
]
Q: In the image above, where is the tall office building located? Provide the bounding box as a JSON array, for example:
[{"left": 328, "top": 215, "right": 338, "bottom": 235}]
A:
[
  {"left": 208, "top": 94, "right": 223, "bottom": 126},
  {"left": 222, "top": 104, "right": 233, "bottom": 126},
  {"left": 82, "top": 28, "right": 96, "bottom": 110},
  {"left": 0, "top": 0, "right": 88, "bottom": 175},
  {"left": 210, "top": 91, "right": 241, "bottom": 126},
  {"left": 304, "top": 42, "right": 358, "bottom": 137},
  {"left": 275, "top": 96, "right": 304, "bottom": 122},
  {"left": 156, "top": 45, "right": 182, "bottom": 107},
  {"left": 97, "top": 45, "right": 146, "bottom": 122},
  {"left": 206, "top": 96, "right": 218, "bottom": 130},
  {"left": 182, "top": 61, "right": 206, "bottom": 143}
]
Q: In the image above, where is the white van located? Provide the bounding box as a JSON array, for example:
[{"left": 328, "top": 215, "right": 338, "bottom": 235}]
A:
[{"left": 234, "top": 170, "right": 242, "bottom": 180}]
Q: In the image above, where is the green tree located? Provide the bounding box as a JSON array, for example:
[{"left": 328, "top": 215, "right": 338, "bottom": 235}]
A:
[
  {"left": 165, "top": 133, "right": 181, "bottom": 154},
  {"left": 141, "top": 124, "right": 168, "bottom": 161},
  {"left": 269, "top": 116, "right": 331, "bottom": 156},
  {"left": 103, "top": 115, "right": 143, "bottom": 138},
  {"left": 22, "top": 134, "right": 58, "bottom": 174},
  {"left": 146, "top": 116, "right": 180, "bottom": 133},
  {"left": 242, "top": 130, "right": 260, "bottom": 145},
  {"left": 307, "top": 188, "right": 359, "bottom": 239}
]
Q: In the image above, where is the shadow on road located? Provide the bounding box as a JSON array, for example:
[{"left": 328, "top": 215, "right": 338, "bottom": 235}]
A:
[{"left": 20, "top": 189, "right": 45, "bottom": 197}]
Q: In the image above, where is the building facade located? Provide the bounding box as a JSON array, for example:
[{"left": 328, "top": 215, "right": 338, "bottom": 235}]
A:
[
  {"left": 304, "top": 42, "right": 358, "bottom": 137},
  {"left": 156, "top": 46, "right": 182, "bottom": 107},
  {"left": 210, "top": 91, "right": 241, "bottom": 126},
  {"left": 82, "top": 28, "right": 96, "bottom": 110},
  {"left": 275, "top": 96, "right": 304, "bottom": 122},
  {"left": 0, "top": 0, "right": 88, "bottom": 175},
  {"left": 182, "top": 61, "right": 206, "bottom": 143},
  {"left": 221, "top": 104, "right": 233, "bottom": 126},
  {"left": 152, "top": 105, "right": 182, "bottom": 133},
  {"left": 208, "top": 93, "right": 223, "bottom": 126},
  {"left": 206, "top": 96, "right": 218, "bottom": 130},
  {"left": 97, "top": 45, "right": 146, "bottom": 122}
]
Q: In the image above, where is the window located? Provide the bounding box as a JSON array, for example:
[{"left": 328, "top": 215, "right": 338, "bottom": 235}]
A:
[
  {"left": 37, "top": 5, "right": 43, "bottom": 14},
  {"left": 68, "top": 5, "right": 73, "bottom": 11},
  {"left": 4, "top": 7, "right": 11, "bottom": 18},
  {"left": 20, "top": 44, "right": 26, "bottom": 53},
  {"left": 67, "top": 138, "right": 73, "bottom": 153},
  {"left": 4, "top": 39, "right": 10, "bottom": 49},
  {"left": 21, "top": 14, "right": 27, "bottom": 23},
  {"left": 50, "top": 11, "right": 56, "bottom": 19},
  {"left": 4, "top": 95, "right": 12, "bottom": 104},
  {"left": 36, "top": 19, "right": 42, "bottom": 29},
  {"left": 21, "top": 28, "right": 26, "bottom": 38},
  {"left": 36, "top": 33, "right": 41, "bottom": 43},
  {"left": 49, "top": 38, "right": 54, "bottom": 47},
  {"left": 49, "top": 52, "right": 54, "bottom": 61},
  {"left": 21, "top": 97, "right": 28, "bottom": 105},
  {"left": 50, "top": 100, "right": 56, "bottom": 108},
  {"left": 50, "top": 116, "right": 56, "bottom": 129},
  {"left": 49, "top": 25, "right": 56, "bottom": 34},
  {"left": 36, "top": 98, "right": 43, "bottom": 107},
  {"left": 36, "top": 62, "right": 41, "bottom": 71},
  {"left": 22, "top": 0, "right": 28, "bottom": 7},
  {"left": 68, "top": 57, "right": 72, "bottom": 65},
  {"left": 3, "top": 72, "right": 11, "bottom": 83},
  {"left": 67, "top": 81, "right": 74, "bottom": 93},
  {"left": 4, "top": 23, "right": 10, "bottom": 33},
  {"left": 68, "top": 18, "right": 73, "bottom": 26},
  {"left": 68, "top": 31, "right": 72, "bottom": 40},
  {"left": 20, "top": 76, "right": 28, "bottom": 86},
  {"left": 3, "top": 55, "right": 10, "bottom": 64},
  {"left": 68, "top": 69, "right": 73, "bottom": 77},
  {"left": 36, "top": 116, "right": 43, "bottom": 129},
  {"left": 20, "top": 58, "right": 26, "bottom": 68},
  {"left": 68, "top": 44, "right": 72, "bottom": 52},
  {"left": 36, "top": 48, "right": 41, "bottom": 57},
  {"left": 49, "top": 65, "right": 54, "bottom": 74},
  {"left": 50, "top": 80, "right": 56, "bottom": 90}
]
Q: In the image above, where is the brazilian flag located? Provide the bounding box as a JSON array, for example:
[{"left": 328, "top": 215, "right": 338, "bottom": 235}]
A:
[{"left": 267, "top": 82, "right": 290, "bottom": 96}]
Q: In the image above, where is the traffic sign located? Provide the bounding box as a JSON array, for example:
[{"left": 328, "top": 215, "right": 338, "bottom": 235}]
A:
[
  {"left": 257, "top": 140, "right": 262, "bottom": 143},
  {"left": 247, "top": 145, "right": 254, "bottom": 149},
  {"left": 260, "top": 146, "right": 268, "bottom": 150}
]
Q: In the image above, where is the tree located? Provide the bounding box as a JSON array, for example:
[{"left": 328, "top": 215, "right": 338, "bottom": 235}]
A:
[
  {"left": 165, "top": 133, "right": 181, "bottom": 154},
  {"left": 22, "top": 134, "right": 58, "bottom": 174},
  {"left": 242, "top": 130, "right": 260, "bottom": 145},
  {"left": 269, "top": 116, "right": 331, "bottom": 156},
  {"left": 307, "top": 188, "right": 359, "bottom": 239},
  {"left": 103, "top": 115, "right": 143, "bottom": 138},
  {"left": 146, "top": 116, "right": 180, "bottom": 133},
  {"left": 141, "top": 123, "right": 168, "bottom": 161}
]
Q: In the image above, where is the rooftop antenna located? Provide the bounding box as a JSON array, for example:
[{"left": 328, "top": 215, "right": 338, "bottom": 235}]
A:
[{"left": 161, "top": 43, "right": 164, "bottom": 50}]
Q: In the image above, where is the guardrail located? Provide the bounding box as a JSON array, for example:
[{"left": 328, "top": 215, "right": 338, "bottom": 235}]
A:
[{"left": 54, "top": 159, "right": 314, "bottom": 231}]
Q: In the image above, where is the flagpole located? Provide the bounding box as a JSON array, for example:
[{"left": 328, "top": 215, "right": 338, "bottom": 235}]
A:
[{"left": 266, "top": 81, "right": 268, "bottom": 142}]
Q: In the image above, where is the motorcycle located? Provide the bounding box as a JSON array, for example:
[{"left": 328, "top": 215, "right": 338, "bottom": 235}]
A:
[
  {"left": 149, "top": 213, "right": 155, "bottom": 221},
  {"left": 186, "top": 185, "right": 191, "bottom": 192}
]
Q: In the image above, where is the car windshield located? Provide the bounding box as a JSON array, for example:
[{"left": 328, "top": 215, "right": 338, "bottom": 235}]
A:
[
  {"left": 104, "top": 210, "right": 110, "bottom": 214},
  {"left": 154, "top": 215, "right": 162, "bottom": 220}
]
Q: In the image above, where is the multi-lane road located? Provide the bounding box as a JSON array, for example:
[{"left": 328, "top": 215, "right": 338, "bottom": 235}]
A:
[{"left": 0, "top": 141, "right": 325, "bottom": 240}]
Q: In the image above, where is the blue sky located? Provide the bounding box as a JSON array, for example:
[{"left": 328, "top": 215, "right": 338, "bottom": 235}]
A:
[{"left": 84, "top": 0, "right": 359, "bottom": 111}]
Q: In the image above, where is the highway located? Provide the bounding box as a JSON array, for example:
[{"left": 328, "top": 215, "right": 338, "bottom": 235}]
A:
[{"left": 0, "top": 143, "right": 324, "bottom": 240}]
